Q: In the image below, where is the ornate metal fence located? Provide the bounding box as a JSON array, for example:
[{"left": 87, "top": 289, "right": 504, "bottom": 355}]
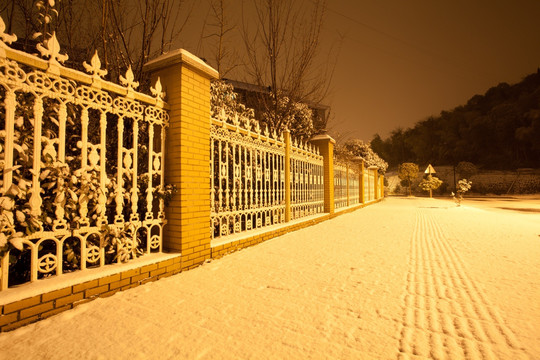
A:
[
  {"left": 290, "top": 139, "right": 324, "bottom": 219},
  {"left": 333, "top": 160, "right": 348, "bottom": 209},
  {"left": 211, "top": 117, "right": 286, "bottom": 239},
  {"left": 348, "top": 166, "right": 360, "bottom": 206},
  {"left": 210, "top": 115, "right": 324, "bottom": 241},
  {"left": 364, "top": 168, "right": 376, "bottom": 202},
  {"left": 0, "top": 26, "right": 168, "bottom": 290}
]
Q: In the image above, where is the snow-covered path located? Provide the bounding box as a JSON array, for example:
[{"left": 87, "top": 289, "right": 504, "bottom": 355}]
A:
[{"left": 0, "top": 197, "right": 539, "bottom": 359}]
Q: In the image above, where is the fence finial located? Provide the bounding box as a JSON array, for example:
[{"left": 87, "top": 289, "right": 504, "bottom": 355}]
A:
[
  {"left": 37, "top": 32, "right": 68, "bottom": 65},
  {"left": 150, "top": 77, "right": 165, "bottom": 102},
  {"left": 83, "top": 50, "right": 107, "bottom": 80},
  {"left": 119, "top": 65, "right": 139, "bottom": 91},
  {"left": 242, "top": 116, "right": 251, "bottom": 131},
  {"left": 0, "top": 16, "right": 17, "bottom": 46}
]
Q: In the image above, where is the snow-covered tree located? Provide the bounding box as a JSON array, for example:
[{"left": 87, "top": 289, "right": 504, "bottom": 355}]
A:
[
  {"left": 210, "top": 80, "right": 255, "bottom": 122},
  {"left": 419, "top": 175, "right": 443, "bottom": 197},
  {"left": 398, "top": 162, "right": 419, "bottom": 196},
  {"left": 262, "top": 91, "right": 314, "bottom": 139},
  {"left": 336, "top": 139, "right": 388, "bottom": 174}
]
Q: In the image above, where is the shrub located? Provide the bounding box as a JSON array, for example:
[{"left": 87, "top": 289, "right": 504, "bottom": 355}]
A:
[
  {"left": 452, "top": 179, "right": 472, "bottom": 206},
  {"left": 419, "top": 175, "right": 443, "bottom": 196}
]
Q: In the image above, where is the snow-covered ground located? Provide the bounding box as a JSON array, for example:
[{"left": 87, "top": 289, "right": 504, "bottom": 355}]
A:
[{"left": 0, "top": 197, "right": 539, "bottom": 359}]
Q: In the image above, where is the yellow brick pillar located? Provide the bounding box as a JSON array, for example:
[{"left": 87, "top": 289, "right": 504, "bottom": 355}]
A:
[
  {"left": 144, "top": 49, "right": 218, "bottom": 270},
  {"left": 310, "top": 134, "right": 335, "bottom": 214},
  {"left": 359, "top": 159, "right": 365, "bottom": 204},
  {"left": 380, "top": 175, "right": 385, "bottom": 198}
]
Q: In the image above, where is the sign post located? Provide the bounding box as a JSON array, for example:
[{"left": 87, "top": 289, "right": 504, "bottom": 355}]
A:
[{"left": 424, "top": 164, "right": 436, "bottom": 198}]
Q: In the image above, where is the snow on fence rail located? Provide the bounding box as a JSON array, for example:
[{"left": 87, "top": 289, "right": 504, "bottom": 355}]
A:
[
  {"left": 0, "top": 23, "right": 168, "bottom": 291},
  {"left": 210, "top": 114, "right": 324, "bottom": 241}
]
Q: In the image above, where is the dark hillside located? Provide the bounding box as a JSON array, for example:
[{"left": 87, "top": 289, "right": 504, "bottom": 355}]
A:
[{"left": 372, "top": 69, "right": 540, "bottom": 169}]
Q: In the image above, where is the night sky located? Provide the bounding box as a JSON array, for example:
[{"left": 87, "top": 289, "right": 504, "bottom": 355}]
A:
[
  {"left": 322, "top": 0, "right": 540, "bottom": 141},
  {"left": 177, "top": 0, "right": 540, "bottom": 142}
]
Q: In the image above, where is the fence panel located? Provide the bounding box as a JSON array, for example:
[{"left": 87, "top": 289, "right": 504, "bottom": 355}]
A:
[
  {"left": 333, "top": 160, "right": 348, "bottom": 209},
  {"left": 211, "top": 117, "right": 286, "bottom": 240},
  {"left": 348, "top": 166, "right": 360, "bottom": 206},
  {"left": 290, "top": 140, "right": 324, "bottom": 219},
  {"left": 366, "top": 168, "right": 376, "bottom": 202},
  {"left": 0, "top": 30, "right": 168, "bottom": 290}
]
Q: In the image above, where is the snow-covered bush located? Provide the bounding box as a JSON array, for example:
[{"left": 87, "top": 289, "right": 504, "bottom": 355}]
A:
[
  {"left": 262, "top": 91, "right": 314, "bottom": 139},
  {"left": 336, "top": 139, "right": 388, "bottom": 174},
  {"left": 210, "top": 80, "right": 255, "bottom": 124},
  {"left": 452, "top": 179, "right": 472, "bottom": 206},
  {"left": 419, "top": 175, "right": 443, "bottom": 197}
]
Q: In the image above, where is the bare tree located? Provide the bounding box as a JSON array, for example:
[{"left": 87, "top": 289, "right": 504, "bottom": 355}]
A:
[
  {"left": 240, "top": 0, "right": 334, "bottom": 133},
  {"left": 199, "top": 0, "right": 239, "bottom": 78},
  {"left": 96, "top": 0, "right": 194, "bottom": 85},
  {"left": 1, "top": 0, "right": 193, "bottom": 86}
]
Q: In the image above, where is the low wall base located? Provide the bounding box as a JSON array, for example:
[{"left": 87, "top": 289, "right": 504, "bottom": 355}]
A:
[{"left": 0, "top": 254, "right": 181, "bottom": 332}]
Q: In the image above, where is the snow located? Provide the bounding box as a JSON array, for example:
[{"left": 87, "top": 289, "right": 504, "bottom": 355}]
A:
[{"left": 1, "top": 197, "right": 539, "bottom": 359}]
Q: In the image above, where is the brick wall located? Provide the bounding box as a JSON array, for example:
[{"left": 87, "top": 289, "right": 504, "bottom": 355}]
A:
[{"left": 0, "top": 255, "right": 181, "bottom": 332}]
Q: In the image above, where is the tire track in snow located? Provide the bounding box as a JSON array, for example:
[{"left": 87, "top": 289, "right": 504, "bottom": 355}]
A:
[{"left": 397, "top": 210, "right": 529, "bottom": 359}]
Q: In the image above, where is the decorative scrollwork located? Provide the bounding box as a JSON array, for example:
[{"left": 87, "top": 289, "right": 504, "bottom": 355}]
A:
[
  {"left": 38, "top": 254, "right": 57, "bottom": 273},
  {"left": 86, "top": 245, "right": 101, "bottom": 264},
  {"left": 150, "top": 235, "right": 160, "bottom": 250}
]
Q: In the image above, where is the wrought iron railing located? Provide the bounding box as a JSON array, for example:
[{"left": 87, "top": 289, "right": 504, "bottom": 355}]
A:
[
  {"left": 290, "top": 139, "right": 324, "bottom": 219},
  {"left": 348, "top": 166, "right": 360, "bottom": 206},
  {"left": 211, "top": 117, "right": 286, "bottom": 238},
  {"left": 0, "top": 21, "right": 168, "bottom": 290},
  {"left": 364, "top": 168, "right": 376, "bottom": 202},
  {"left": 210, "top": 113, "right": 324, "bottom": 241},
  {"left": 333, "top": 160, "right": 348, "bottom": 209}
]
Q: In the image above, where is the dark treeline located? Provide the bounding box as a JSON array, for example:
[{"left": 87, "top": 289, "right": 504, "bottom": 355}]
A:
[{"left": 371, "top": 69, "right": 540, "bottom": 170}]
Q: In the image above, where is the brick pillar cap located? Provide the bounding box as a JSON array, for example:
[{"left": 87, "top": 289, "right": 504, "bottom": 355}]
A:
[
  {"left": 368, "top": 166, "right": 378, "bottom": 170},
  {"left": 143, "top": 48, "right": 219, "bottom": 80},
  {"left": 310, "top": 134, "right": 336, "bottom": 144}
]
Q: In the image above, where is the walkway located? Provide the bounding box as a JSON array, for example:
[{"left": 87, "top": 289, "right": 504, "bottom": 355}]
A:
[{"left": 0, "top": 198, "right": 539, "bottom": 359}]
